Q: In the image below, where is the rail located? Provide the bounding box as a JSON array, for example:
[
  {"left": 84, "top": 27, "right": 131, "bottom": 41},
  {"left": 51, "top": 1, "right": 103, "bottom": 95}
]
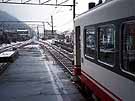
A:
[{"left": 39, "top": 40, "right": 74, "bottom": 75}]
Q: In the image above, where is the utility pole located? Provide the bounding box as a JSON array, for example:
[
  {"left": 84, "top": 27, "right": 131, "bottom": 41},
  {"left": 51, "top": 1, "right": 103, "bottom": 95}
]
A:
[
  {"left": 73, "top": 0, "right": 75, "bottom": 19},
  {"left": 56, "top": 0, "right": 57, "bottom": 6},
  {"left": 37, "top": 26, "right": 39, "bottom": 40},
  {"left": 51, "top": 16, "right": 54, "bottom": 36},
  {"left": 43, "top": 22, "right": 45, "bottom": 40}
]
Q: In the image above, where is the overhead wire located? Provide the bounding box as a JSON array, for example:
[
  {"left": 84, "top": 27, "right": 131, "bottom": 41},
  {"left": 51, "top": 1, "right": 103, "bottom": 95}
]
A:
[
  {"left": 41, "top": 0, "right": 52, "bottom": 4},
  {"left": 59, "top": 0, "right": 70, "bottom": 5}
]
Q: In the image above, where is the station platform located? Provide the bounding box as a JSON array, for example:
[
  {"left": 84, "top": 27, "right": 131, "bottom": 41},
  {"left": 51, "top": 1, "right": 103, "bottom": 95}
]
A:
[
  {"left": 0, "top": 44, "right": 85, "bottom": 101},
  {"left": 0, "top": 51, "right": 18, "bottom": 63}
]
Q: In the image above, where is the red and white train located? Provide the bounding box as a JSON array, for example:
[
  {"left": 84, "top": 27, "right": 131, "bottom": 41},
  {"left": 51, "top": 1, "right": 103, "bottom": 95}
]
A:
[{"left": 73, "top": 0, "right": 135, "bottom": 100}]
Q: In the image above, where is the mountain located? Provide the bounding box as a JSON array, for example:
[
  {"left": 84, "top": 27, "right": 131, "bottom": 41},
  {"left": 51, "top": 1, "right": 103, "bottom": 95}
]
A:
[
  {"left": 0, "top": 10, "right": 32, "bottom": 31},
  {"left": 0, "top": 10, "right": 19, "bottom": 21},
  {"left": 0, "top": 10, "right": 34, "bottom": 43}
]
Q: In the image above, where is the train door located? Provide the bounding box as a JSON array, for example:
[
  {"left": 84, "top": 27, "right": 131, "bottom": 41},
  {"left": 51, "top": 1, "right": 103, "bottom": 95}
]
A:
[{"left": 74, "top": 26, "right": 81, "bottom": 75}]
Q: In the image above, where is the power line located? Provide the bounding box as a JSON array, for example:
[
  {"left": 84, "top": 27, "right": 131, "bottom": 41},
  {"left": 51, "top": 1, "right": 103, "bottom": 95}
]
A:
[
  {"left": 59, "top": 0, "right": 70, "bottom": 5},
  {"left": 0, "top": 0, "right": 73, "bottom": 6},
  {"left": 41, "top": 0, "right": 52, "bottom": 5}
]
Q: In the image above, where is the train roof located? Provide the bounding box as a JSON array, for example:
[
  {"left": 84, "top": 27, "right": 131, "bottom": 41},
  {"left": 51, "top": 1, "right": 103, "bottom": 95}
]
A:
[{"left": 74, "top": 0, "right": 135, "bottom": 26}]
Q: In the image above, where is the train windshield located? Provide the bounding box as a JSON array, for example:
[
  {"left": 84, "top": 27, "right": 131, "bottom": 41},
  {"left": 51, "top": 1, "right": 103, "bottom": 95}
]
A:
[{"left": 123, "top": 21, "right": 135, "bottom": 75}]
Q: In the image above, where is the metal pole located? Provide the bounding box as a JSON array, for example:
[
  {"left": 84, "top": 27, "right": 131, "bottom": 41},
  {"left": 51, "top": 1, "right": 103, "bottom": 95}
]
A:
[
  {"left": 55, "top": 0, "right": 57, "bottom": 8},
  {"left": 37, "top": 26, "right": 39, "bottom": 40},
  {"left": 43, "top": 22, "right": 45, "bottom": 40},
  {"left": 51, "top": 16, "right": 53, "bottom": 35},
  {"left": 73, "top": 0, "right": 75, "bottom": 19}
]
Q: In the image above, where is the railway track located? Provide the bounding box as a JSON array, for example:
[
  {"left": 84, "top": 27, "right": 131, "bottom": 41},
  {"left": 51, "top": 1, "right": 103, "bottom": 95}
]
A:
[
  {"left": 0, "top": 42, "right": 24, "bottom": 53},
  {"left": 39, "top": 40, "right": 74, "bottom": 75},
  {"left": 32, "top": 40, "right": 95, "bottom": 101}
]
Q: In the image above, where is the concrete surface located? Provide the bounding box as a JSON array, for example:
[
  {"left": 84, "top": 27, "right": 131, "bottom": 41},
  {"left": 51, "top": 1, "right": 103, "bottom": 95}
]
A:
[{"left": 0, "top": 44, "right": 86, "bottom": 101}]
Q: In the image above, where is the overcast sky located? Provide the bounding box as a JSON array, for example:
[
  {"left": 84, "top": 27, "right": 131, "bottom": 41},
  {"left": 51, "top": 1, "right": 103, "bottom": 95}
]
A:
[{"left": 0, "top": 0, "right": 102, "bottom": 32}]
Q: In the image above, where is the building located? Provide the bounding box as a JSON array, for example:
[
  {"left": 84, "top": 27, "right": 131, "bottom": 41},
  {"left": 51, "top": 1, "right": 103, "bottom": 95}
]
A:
[{"left": 41, "top": 30, "right": 57, "bottom": 40}]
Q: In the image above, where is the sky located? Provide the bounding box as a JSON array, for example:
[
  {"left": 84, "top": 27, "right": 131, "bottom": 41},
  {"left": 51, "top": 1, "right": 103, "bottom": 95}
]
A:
[{"left": 0, "top": 0, "right": 103, "bottom": 32}]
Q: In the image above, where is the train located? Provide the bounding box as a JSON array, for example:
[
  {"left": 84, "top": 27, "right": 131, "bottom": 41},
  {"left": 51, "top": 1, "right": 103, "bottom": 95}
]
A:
[{"left": 73, "top": 0, "right": 135, "bottom": 101}]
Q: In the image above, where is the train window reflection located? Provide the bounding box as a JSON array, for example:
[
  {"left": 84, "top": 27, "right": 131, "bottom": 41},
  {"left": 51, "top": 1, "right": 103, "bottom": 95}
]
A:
[
  {"left": 98, "top": 25, "right": 115, "bottom": 66},
  {"left": 123, "top": 21, "right": 135, "bottom": 75},
  {"left": 85, "top": 27, "right": 96, "bottom": 58}
]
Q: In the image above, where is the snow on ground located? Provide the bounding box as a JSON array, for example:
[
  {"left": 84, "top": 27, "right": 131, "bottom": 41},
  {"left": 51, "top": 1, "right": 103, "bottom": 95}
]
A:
[{"left": 0, "top": 39, "right": 32, "bottom": 50}]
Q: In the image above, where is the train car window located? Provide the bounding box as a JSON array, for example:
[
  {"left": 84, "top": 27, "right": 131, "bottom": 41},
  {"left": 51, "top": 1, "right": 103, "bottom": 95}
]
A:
[
  {"left": 85, "top": 27, "right": 96, "bottom": 59},
  {"left": 98, "top": 25, "right": 115, "bottom": 66},
  {"left": 122, "top": 21, "right": 135, "bottom": 75}
]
